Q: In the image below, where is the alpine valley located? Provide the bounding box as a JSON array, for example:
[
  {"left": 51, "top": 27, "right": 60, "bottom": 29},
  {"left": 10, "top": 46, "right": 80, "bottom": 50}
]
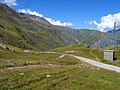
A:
[{"left": 0, "top": 2, "right": 120, "bottom": 51}]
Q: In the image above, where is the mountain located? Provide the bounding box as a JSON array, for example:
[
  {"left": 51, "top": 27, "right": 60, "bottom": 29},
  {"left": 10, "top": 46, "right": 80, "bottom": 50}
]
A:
[
  {"left": 27, "top": 14, "right": 51, "bottom": 27},
  {"left": 107, "top": 28, "right": 120, "bottom": 33},
  {"left": 56, "top": 26, "right": 109, "bottom": 48},
  {"left": 0, "top": 2, "right": 77, "bottom": 50},
  {"left": 56, "top": 25, "right": 120, "bottom": 48},
  {"left": 106, "top": 29, "right": 120, "bottom": 45},
  {"left": 1, "top": 2, "right": 120, "bottom": 50}
]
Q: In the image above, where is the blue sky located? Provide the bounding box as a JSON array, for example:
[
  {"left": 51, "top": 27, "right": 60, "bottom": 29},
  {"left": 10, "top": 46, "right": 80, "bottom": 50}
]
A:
[{"left": 0, "top": 0, "right": 120, "bottom": 31}]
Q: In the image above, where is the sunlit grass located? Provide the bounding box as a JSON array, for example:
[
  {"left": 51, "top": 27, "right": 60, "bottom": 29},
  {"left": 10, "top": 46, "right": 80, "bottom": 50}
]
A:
[
  {"left": 50, "top": 44, "right": 120, "bottom": 67},
  {"left": 0, "top": 63, "right": 120, "bottom": 90},
  {"left": 0, "top": 46, "right": 120, "bottom": 90}
]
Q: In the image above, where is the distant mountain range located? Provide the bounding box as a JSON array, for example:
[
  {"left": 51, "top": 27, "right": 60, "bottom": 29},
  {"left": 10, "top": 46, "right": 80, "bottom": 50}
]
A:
[
  {"left": 107, "top": 29, "right": 120, "bottom": 33},
  {"left": 55, "top": 26, "right": 120, "bottom": 48},
  {"left": 0, "top": 2, "right": 120, "bottom": 50}
]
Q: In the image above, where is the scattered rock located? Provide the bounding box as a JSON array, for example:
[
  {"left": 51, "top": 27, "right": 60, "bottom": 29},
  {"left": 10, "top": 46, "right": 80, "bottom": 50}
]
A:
[
  {"left": 65, "top": 50, "right": 76, "bottom": 53},
  {"left": 59, "top": 55, "right": 65, "bottom": 58},
  {"left": 46, "top": 75, "right": 51, "bottom": 78},
  {"left": 19, "top": 73, "right": 24, "bottom": 75},
  {"left": 57, "top": 54, "right": 66, "bottom": 59},
  {"left": 23, "top": 50, "right": 31, "bottom": 52}
]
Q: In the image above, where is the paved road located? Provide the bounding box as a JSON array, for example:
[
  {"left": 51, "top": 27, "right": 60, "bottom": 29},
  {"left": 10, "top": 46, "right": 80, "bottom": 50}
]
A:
[
  {"left": 20, "top": 51, "right": 120, "bottom": 73},
  {"left": 39, "top": 52, "right": 120, "bottom": 73},
  {"left": 71, "top": 55, "right": 120, "bottom": 73}
]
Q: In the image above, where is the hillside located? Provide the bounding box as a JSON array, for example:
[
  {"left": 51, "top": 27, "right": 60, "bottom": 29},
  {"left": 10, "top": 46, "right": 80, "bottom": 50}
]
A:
[
  {"left": 1, "top": 2, "right": 119, "bottom": 50},
  {"left": 56, "top": 26, "right": 120, "bottom": 48},
  {"left": 56, "top": 26, "right": 108, "bottom": 48},
  {"left": 0, "top": 2, "right": 77, "bottom": 51},
  {"left": 50, "top": 44, "right": 120, "bottom": 66},
  {"left": 1, "top": 1, "right": 120, "bottom": 51},
  {"left": 106, "top": 29, "right": 120, "bottom": 45},
  {"left": 1, "top": 1, "right": 120, "bottom": 90}
]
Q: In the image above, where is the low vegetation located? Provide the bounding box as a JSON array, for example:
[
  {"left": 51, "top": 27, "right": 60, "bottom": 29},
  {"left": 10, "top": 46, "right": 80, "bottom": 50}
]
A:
[
  {"left": 0, "top": 2, "right": 120, "bottom": 90},
  {"left": 50, "top": 44, "right": 120, "bottom": 66},
  {"left": 101, "top": 46, "right": 120, "bottom": 66},
  {"left": 0, "top": 2, "right": 77, "bottom": 51},
  {"left": 0, "top": 46, "right": 120, "bottom": 90},
  {"left": 50, "top": 44, "right": 103, "bottom": 60}
]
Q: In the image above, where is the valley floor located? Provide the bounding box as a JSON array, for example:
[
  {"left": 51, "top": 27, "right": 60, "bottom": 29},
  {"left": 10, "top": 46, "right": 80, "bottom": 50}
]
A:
[{"left": 0, "top": 48, "right": 120, "bottom": 90}]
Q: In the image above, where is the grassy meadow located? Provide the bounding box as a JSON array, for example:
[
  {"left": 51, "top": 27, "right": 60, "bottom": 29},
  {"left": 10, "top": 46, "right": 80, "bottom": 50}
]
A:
[
  {"left": 50, "top": 44, "right": 120, "bottom": 66},
  {"left": 0, "top": 45, "right": 120, "bottom": 90}
]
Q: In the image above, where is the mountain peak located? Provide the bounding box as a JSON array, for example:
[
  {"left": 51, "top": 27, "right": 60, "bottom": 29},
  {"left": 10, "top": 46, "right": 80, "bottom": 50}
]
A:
[
  {"left": 0, "top": 2, "right": 19, "bottom": 18},
  {"left": 27, "top": 14, "right": 51, "bottom": 27}
]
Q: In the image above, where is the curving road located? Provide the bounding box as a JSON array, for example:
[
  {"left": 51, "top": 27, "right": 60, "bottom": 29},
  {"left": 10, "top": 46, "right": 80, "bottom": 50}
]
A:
[
  {"left": 8, "top": 51, "right": 120, "bottom": 73},
  {"left": 71, "top": 55, "right": 120, "bottom": 73},
  {"left": 38, "top": 52, "right": 120, "bottom": 73}
]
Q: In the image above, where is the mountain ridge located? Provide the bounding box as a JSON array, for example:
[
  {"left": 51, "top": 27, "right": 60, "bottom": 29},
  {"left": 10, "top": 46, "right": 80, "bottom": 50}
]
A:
[
  {"left": 0, "top": 2, "right": 77, "bottom": 50},
  {"left": 0, "top": 2, "right": 120, "bottom": 49}
]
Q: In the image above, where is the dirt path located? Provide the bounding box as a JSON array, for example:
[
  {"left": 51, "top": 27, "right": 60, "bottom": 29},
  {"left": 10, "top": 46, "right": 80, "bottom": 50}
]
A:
[{"left": 0, "top": 64, "right": 60, "bottom": 73}]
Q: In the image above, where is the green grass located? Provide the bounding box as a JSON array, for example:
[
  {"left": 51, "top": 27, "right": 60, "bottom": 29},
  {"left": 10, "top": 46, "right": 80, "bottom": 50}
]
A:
[
  {"left": 100, "top": 46, "right": 120, "bottom": 67},
  {"left": 0, "top": 11, "right": 77, "bottom": 51},
  {"left": 50, "top": 44, "right": 120, "bottom": 67},
  {"left": 0, "top": 62, "right": 120, "bottom": 90},
  {"left": 50, "top": 44, "right": 103, "bottom": 60},
  {"left": 0, "top": 47, "right": 120, "bottom": 90},
  {"left": 0, "top": 47, "right": 81, "bottom": 68},
  {"left": 0, "top": 47, "right": 58, "bottom": 68}
]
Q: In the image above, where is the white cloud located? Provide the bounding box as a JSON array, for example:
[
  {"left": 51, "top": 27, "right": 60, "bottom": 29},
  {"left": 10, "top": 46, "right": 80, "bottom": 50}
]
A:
[
  {"left": 45, "top": 17, "right": 73, "bottom": 27},
  {"left": 18, "top": 9, "right": 27, "bottom": 13},
  {"left": 88, "top": 13, "right": 120, "bottom": 32},
  {"left": 18, "top": 9, "right": 43, "bottom": 17},
  {"left": 18, "top": 9, "right": 73, "bottom": 27},
  {"left": 2, "top": 0, "right": 17, "bottom": 6}
]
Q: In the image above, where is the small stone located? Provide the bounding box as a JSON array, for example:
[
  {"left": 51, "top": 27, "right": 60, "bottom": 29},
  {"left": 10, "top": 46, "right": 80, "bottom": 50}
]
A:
[
  {"left": 46, "top": 75, "right": 51, "bottom": 78},
  {"left": 20, "top": 73, "right": 24, "bottom": 75}
]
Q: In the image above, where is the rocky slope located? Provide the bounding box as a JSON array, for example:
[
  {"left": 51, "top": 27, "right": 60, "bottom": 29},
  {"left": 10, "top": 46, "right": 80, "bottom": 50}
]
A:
[
  {"left": 0, "top": 2, "right": 77, "bottom": 50},
  {"left": 0, "top": 2, "right": 119, "bottom": 50},
  {"left": 56, "top": 25, "right": 120, "bottom": 48},
  {"left": 56, "top": 26, "right": 107, "bottom": 48}
]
